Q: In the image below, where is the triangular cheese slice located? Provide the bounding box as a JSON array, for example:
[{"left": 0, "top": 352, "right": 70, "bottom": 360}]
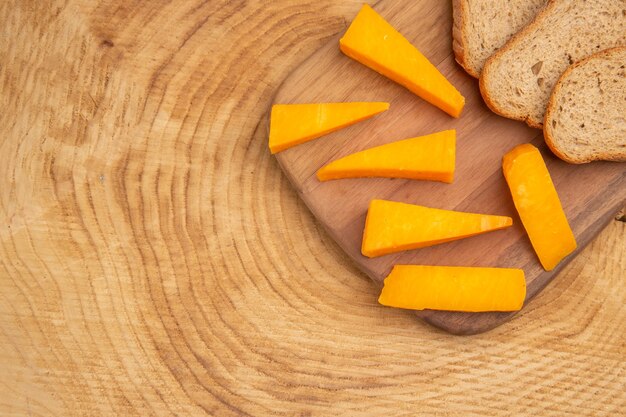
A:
[
  {"left": 317, "top": 130, "right": 455, "bottom": 183},
  {"left": 340, "top": 5, "right": 465, "bottom": 117},
  {"left": 362, "top": 200, "right": 512, "bottom": 257},
  {"left": 268, "top": 102, "right": 389, "bottom": 154}
]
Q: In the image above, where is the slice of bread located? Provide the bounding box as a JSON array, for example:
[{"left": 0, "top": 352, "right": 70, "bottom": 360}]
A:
[
  {"left": 544, "top": 47, "right": 626, "bottom": 163},
  {"left": 452, "top": 0, "right": 548, "bottom": 78},
  {"left": 480, "top": 0, "right": 626, "bottom": 128}
]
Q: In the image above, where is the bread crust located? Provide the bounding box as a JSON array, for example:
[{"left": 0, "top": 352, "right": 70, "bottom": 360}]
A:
[
  {"left": 452, "top": 0, "right": 481, "bottom": 78},
  {"left": 543, "top": 46, "right": 626, "bottom": 163},
  {"left": 479, "top": 0, "right": 559, "bottom": 129}
]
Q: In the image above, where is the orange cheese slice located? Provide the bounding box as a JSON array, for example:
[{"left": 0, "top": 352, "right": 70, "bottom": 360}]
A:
[
  {"left": 379, "top": 265, "right": 526, "bottom": 312},
  {"left": 316, "top": 129, "right": 455, "bottom": 183},
  {"left": 362, "top": 200, "right": 512, "bottom": 257},
  {"left": 268, "top": 102, "right": 389, "bottom": 154},
  {"left": 502, "top": 144, "right": 577, "bottom": 271},
  {"left": 340, "top": 5, "right": 465, "bottom": 117}
]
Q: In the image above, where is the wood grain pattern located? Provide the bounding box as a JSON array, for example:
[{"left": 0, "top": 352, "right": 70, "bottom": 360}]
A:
[
  {"left": 0, "top": 0, "right": 624, "bottom": 415},
  {"left": 273, "top": 0, "right": 626, "bottom": 334}
]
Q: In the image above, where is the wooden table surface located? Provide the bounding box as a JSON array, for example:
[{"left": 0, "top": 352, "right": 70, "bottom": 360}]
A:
[{"left": 1, "top": 1, "right": 624, "bottom": 415}]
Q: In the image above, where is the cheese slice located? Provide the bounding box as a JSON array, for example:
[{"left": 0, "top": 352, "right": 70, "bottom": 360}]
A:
[
  {"left": 362, "top": 200, "right": 512, "bottom": 257},
  {"left": 268, "top": 102, "right": 389, "bottom": 154},
  {"left": 379, "top": 265, "right": 526, "bottom": 312},
  {"left": 503, "top": 144, "right": 577, "bottom": 271},
  {"left": 340, "top": 4, "right": 465, "bottom": 117},
  {"left": 317, "top": 129, "right": 455, "bottom": 183}
]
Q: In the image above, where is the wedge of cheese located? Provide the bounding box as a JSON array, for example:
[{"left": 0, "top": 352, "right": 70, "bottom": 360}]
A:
[
  {"left": 502, "top": 144, "right": 577, "bottom": 271},
  {"left": 268, "top": 102, "right": 389, "bottom": 154},
  {"left": 362, "top": 200, "right": 512, "bottom": 257},
  {"left": 379, "top": 265, "right": 526, "bottom": 312},
  {"left": 340, "top": 5, "right": 465, "bottom": 117},
  {"left": 316, "top": 129, "right": 455, "bottom": 183}
]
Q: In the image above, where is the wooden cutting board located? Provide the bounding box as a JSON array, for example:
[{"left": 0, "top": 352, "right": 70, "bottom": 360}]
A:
[{"left": 271, "top": 0, "right": 625, "bottom": 334}]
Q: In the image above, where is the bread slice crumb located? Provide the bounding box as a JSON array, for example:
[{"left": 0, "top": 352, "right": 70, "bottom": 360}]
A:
[
  {"left": 544, "top": 47, "right": 626, "bottom": 163},
  {"left": 452, "top": 0, "right": 548, "bottom": 78},
  {"left": 480, "top": 0, "right": 626, "bottom": 128}
]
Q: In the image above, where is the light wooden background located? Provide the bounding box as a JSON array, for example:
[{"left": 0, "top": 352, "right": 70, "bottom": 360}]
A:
[{"left": 1, "top": 1, "right": 624, "bottom": 416}]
